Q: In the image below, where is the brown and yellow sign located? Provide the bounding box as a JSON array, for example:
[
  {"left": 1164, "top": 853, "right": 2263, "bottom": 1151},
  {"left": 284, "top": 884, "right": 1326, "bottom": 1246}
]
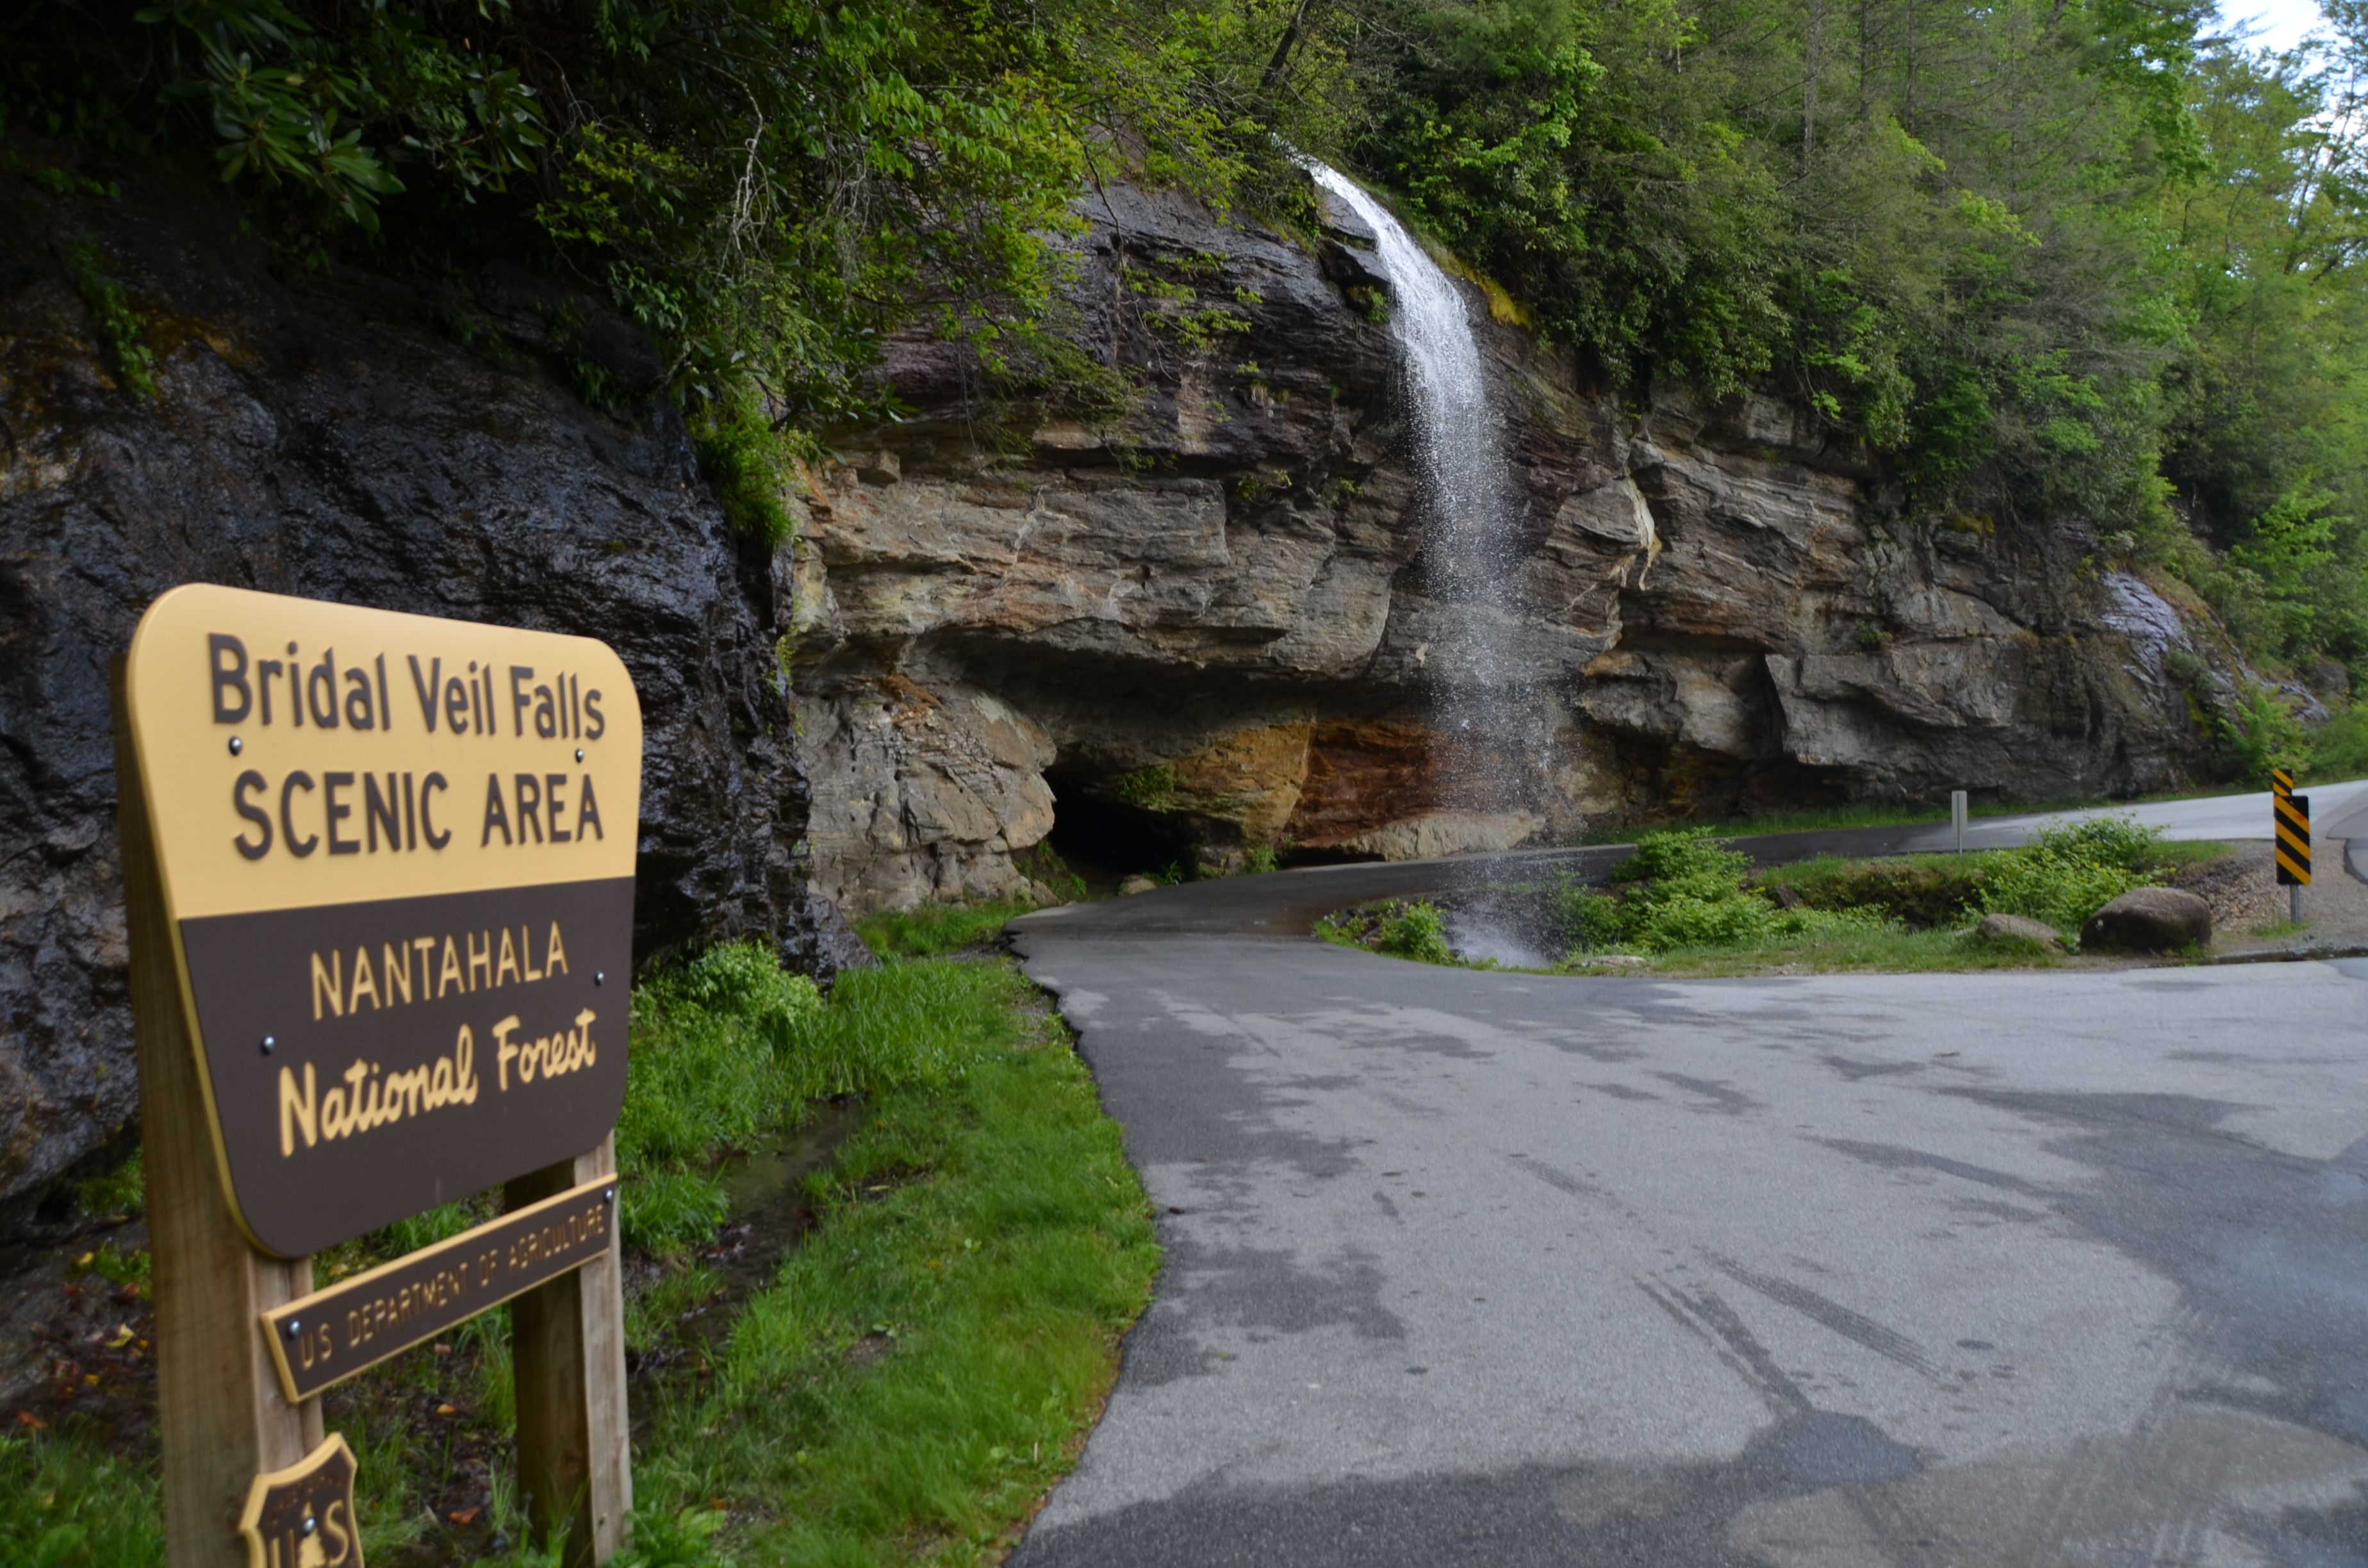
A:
[
  {"left": 261, "top": 1175, "right": 618, "bottom": 1401},
  {"left": 123, "top": 585, "right": 643, "bottom": 1257},
  {"left": 238, "top": 1433, "right": 363, "bottom": 1568}
]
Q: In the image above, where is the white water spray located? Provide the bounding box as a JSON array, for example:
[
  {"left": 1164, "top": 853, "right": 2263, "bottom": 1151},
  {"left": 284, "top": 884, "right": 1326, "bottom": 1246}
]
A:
[{"left": 1301, "top": 160, "right": 1544, "bottom": 840}]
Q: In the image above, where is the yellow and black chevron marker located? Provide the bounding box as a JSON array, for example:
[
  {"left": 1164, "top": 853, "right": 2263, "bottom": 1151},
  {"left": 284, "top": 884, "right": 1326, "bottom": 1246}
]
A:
[
  {"left": 2273, "top": 767, "right": 2296, "bottom": 799},
  {"left": 2276, "top": 788, "right": 2312, "bottom": 886}
]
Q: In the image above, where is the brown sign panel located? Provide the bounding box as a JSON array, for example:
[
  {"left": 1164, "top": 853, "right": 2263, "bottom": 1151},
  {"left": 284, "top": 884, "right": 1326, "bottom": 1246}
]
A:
[
  {"left": 123, "top": 585, "right": 643, "bottom": 1256},
  {"left": 261, "top": 1177, "right": 618, "bottom": 1402},
  {"left": 239, "top": 1433, "right": 363, "bottom": 1568}
]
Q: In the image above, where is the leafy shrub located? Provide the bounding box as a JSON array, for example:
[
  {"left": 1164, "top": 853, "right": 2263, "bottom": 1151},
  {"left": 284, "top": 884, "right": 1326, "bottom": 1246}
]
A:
[
  {"left": 2310, "top": 701, "right": 2368, "bottom": 781},
  {"left": 2209, "top": 686, "right": 2310, "bottom": 787},
  {"left": 2034, "top": 814, "right": 2165, "bottom": 870},
  {"left": 1553, "top": 878, "right": 1626, "bottom": 951},
  {"left": 1376, "top": 901, "right": 1454, "bottom": 963},
  {"left": 1627, "top": 889, "right": 1775, "bottom": 951},
  {"left": 1242, "top": 843, "right": 1280, "bottom": 875},
  {"left": 691, "top": 397, "right": 796, "bottom": 546},
  {"left": 1973, "top": 815, "right": 2164, "bottom": 939},
  {"left": 670, "top": 941, "right": 825, "bottom": 1041},
  {"left": 1608, "top": 827, "right": 1750, "bottom": 885}
]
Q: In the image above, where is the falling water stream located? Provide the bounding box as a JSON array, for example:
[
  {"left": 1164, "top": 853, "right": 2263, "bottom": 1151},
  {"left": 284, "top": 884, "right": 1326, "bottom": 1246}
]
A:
[{"left": 1301, "top": 161, "right": 1545, "bottom": 850}]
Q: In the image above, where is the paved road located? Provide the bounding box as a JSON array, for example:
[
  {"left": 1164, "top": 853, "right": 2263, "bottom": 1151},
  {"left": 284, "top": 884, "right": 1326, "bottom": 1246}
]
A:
[
  {"left": 1007, "top": 830, "right": 2368, "bottom": 1565},
  {"left": 1932, "top": 778, "right": 2368, "bottom": 852}
]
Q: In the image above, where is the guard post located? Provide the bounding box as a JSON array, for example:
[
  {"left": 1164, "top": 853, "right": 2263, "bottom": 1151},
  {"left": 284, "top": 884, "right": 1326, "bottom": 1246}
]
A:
[
  {"left": 2274, "top": 769, "right": 2310, "bottom": 924},
  {"left": 115, "top": 585, "right": 643, "bottom": 1568}
]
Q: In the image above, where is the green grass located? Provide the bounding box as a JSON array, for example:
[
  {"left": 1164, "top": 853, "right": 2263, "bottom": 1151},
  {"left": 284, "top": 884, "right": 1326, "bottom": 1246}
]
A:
[
  {"left": 1759, "top": 842, "right": 2228, "bottom": 930},
  {"left": 0, "top": 1435, "right": 162, "bottom": 1568},
  {"left": 628, "top": 961, "right": 1158, "bottom": 1565},
  {"left": 1334, "top": 820, "right": 2237, "bottom": 979},
  {"left": 2, "top": 953, "right": 1155, "bottom": 1568},
  {"left": 856, "top": 899, "right": 1038, "bottom": 960},
  {"left": 1570, "top": 925, "right": 2069, "bottom": 977}
]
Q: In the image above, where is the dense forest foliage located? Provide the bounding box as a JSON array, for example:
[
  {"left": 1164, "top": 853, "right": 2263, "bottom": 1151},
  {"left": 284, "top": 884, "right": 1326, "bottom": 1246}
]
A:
[{"left": 13, "top": 0, "right": 2368, "bottom": 772}]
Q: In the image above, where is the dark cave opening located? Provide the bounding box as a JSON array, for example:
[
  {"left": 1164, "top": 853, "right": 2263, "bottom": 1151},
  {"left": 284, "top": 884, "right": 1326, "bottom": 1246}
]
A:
[{"left": 1040, "top": 771, "right": 1193, "bottom": 888}]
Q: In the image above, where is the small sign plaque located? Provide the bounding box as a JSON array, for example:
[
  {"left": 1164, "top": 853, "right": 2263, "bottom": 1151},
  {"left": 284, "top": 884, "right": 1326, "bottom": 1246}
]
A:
[
  {"left": 238, "top": 1433, "right": 363, "bottom": 1568},
  {"left": 122, "top": 585, "right": 644, "bottom": 1257},
  {"left": 261, "top": 1176, "right": 620, "bottom": 1402}
]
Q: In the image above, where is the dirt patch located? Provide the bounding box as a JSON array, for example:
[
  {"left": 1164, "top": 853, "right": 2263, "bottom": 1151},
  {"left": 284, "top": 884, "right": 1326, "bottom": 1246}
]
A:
[
  {"left": 2188, "top": 838, "right": 2368, "bottom": 955},
  {"left": 1, "top": 1245, "right": 155, "bottom": 1456},
  {"left": 2171, "top": 843, "right": 2287, "bottom": 933}
]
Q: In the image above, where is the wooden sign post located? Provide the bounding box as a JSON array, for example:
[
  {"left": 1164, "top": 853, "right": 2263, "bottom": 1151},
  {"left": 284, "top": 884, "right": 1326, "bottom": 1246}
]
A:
[{"left": 115, "top": 585, "right": 644, "bottom": 1568}]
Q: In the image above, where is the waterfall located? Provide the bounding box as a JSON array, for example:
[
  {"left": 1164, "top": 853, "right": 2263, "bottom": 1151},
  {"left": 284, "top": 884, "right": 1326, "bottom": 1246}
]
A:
[{"left": 1301, "top": 160, "right": 1542, "bottom": 847}]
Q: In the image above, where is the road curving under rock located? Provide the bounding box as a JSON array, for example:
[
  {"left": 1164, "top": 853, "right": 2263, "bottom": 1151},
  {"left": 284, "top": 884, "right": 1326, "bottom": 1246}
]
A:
[{"left": 1005, "top": 829, "right": 2368, "bottom": 1566}]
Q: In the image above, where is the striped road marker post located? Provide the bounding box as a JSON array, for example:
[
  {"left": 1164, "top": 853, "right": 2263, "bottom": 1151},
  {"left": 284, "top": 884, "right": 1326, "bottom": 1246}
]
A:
[{"left": 2274, "top": 769, "right": 2310, "bottom": 924}]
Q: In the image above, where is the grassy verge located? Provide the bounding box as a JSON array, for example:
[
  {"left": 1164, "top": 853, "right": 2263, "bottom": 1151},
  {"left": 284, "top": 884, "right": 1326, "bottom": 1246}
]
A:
[
  {"left": 1571, "top": 926, "right": 2063, "bottom": 977},
  {"left": 2, "top": 946, "right": 1153, "bottom": 1568},
  {"left": 1757, "top": 840, "right": 2228, "bottom": 926},
  {"left": 856, "top": 900, "right": 1039, "bottom": 960},
  {"left": 630, "top": 962, "right": 1156, "bottom": 1564},
  {"left": 1326, "top": 819, "right": 2230, "bottom": 978}
]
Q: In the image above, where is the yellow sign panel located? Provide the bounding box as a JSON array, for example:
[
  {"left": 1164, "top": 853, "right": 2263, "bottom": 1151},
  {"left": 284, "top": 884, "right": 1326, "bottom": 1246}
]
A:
[
  {"left": 127, "top": 584, "right": 640, "bottom": 916},
  {"left": 123, "top": 585, "right": 645, "bottom": 1256}
]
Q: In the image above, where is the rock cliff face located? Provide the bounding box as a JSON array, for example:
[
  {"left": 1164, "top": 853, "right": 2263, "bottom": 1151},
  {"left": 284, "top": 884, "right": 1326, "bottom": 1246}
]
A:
[
  {"left": 0, "top": 156, "right": 2235, "bottom": 1216},
  {"left": 793, "top": 181, "right": 2227, "bottom": 913},
  {"left": 0, "top": 161, "right": 853, "bottom": 1224}
]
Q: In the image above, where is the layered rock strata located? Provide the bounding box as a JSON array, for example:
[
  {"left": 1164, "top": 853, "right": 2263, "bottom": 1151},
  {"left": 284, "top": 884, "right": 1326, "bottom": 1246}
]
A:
[
  {"left": 794, "top": 183, "right": 2227, "bottom": 913},
  {"left": 0, "top": 162, "right": 851, "bottom": 1222}
]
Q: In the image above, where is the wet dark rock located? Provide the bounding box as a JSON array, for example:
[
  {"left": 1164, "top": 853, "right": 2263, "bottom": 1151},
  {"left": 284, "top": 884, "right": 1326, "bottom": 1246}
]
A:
[
  {"left": 2081, "top": 888, "right": 2214, "bottom": 952},
  {"left": 0, "top": 154, "right": 852, "bottom": 1223}
]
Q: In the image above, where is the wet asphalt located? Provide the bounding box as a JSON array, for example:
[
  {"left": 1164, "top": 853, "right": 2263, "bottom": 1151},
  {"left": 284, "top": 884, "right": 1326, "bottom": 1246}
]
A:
[{"left": 1005, "top": 845, "right": 2368, "bottom": 1566}]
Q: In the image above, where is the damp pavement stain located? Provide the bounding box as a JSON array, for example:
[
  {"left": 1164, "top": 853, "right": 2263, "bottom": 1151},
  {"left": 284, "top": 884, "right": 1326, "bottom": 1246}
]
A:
[{"left": 1008, "top": 919, "right": 2368, "bottom": 1566}]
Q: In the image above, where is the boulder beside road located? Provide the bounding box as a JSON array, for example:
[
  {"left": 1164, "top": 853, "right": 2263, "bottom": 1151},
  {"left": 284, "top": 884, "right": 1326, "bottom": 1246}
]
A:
[
  {"left": 1973, "top": 913, "right": 2066, "bottom": 951},
  {"left": 2082, "top": 888, "right": 2214, "bottom": 952}
]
